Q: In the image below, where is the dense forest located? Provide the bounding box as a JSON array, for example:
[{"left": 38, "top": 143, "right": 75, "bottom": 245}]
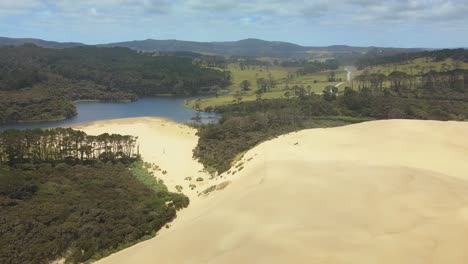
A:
[
  {"left": 0, "top": 128, "right": 188, "bottom": 263},
  {"left": 194, "top": 88, "right": 467, "bottom": 173},
  {"left": 0, "top": 44, "right": 231, "bottom": 124}
]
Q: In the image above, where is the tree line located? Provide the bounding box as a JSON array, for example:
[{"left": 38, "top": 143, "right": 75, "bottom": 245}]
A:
[
  {"left": 0, "top": 128, "right": 139, "bottom": 166},
  {"left": 354, "top": 69, "right": 466, "bottom": 101}
]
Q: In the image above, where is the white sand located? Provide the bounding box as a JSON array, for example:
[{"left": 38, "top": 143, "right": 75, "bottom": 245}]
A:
[
  {"left": 89, "top": 119, "right": 468, "bottom": 264},
  {"left": 75, "top": 117, "right": 213, "bottom": 200}
]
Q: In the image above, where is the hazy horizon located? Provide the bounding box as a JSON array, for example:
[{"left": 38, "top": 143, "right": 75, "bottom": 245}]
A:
[
  {"left": 1, "top": 1, "right": 467, "bottom": 49},
  {"left": 0, "top": 35, "right": 440, "bottom": 49}
]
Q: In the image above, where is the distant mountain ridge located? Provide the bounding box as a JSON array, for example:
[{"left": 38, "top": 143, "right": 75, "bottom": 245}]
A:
[
  {"left": 99, "top": 38, "right": 312, "bottom": 57},
  {"left": 0, "top": 36, "right": 427, "bottom": 57},
  {"left": 99, "top": 38, "right": 428, "bottom": 57},
  {"left": 0, "top": 37, "right": 84, "bottom": 49}
]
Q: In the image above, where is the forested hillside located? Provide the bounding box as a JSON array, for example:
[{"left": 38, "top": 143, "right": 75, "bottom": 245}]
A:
[
  {"left": 0, "top": 44, "right": 230, "bottom": 124},
  {"left": 101, "top": 38, "right": 425, "bottom": 59},
  {"left": 0, "top": 128, "right": 188, "bottom": 263}
]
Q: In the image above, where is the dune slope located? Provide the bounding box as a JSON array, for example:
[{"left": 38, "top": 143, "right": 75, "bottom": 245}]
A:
[{"left": 94, "top": 119, "right": 468, "bottom": 264}]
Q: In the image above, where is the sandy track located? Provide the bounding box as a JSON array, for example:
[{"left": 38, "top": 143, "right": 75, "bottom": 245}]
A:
[{"left": 88, "top": 119, "right": 468, "bottom": 264}]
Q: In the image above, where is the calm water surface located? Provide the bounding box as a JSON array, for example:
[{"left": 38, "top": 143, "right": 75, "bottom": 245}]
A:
[{"left": 0, "top": 97, "right": 219, "bottom": 131}]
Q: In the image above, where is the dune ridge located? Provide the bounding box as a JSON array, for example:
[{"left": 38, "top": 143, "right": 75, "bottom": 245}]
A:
[{"left": 80, "top": 118, "right": 468, "bottom": 264}]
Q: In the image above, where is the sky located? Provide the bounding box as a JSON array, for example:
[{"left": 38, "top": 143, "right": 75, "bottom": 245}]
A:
[{"left": 0, "top": 0, "right": 467, "bottom": 48}]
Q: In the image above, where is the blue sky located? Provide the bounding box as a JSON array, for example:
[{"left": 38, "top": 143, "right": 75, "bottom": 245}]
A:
[{"left": 0, "top": 0, "right": 467, "bottom": 48}]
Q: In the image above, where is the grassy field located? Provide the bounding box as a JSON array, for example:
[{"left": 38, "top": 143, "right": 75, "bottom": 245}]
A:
[
  {"left": 189, "top": 57, "right": 468, "bottom": 109},
  {"left": 187, "top": 63, "right": 346, "bottom": 109},
  {"left": 225, "top": 63, "right": 295, "bottom": 91},
  {"left": 287, "top": 70, "right": 348, "bottom": 93}
]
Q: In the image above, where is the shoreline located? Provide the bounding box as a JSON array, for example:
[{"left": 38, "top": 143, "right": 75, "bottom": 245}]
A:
[
  {"left": 71, "top": 116, "right": 178, "bottom": 129},
  {"left": 0, "top": 95, "right": 221, "bottom": 131},
  {"left": 0, "top": 115, "right": 72, "bottom": 127},
  {"left": 73, "top": 99, "right": 134, "bottom": 103}
]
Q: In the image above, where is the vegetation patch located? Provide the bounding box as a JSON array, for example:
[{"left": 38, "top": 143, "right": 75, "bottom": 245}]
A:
[
  {"left": 199, "top": 185, "right": 217, "bottom": 197},
  {"left": 198, "top": 181, "right": 231, "bottom": 197},
  {"left": 130, "top": 162, "right": 167, "bottom": 193},
  {"left": 175, "top": 185, "right": 183, "bottom": 192},
  {"left": 216, "top": 181, "right": 231, "bottom": 191}
]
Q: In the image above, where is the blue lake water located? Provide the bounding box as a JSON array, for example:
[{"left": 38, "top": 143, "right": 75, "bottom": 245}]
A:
[{"left": 0, "top": 97, "right": 220, "bottom": 131}]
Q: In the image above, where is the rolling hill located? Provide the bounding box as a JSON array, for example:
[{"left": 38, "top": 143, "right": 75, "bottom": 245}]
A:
[
  {"left": 0, "top": 37, "right": 84, "bottom": 49},
  {"left": 101, "top": 38, "right": 427, "bottom": 58},
  {"left": 100, "top": 38, "right": 310, "bottom": 57},
  {"left": 0, "top": 36, "right": 426, "bottom": 58}
]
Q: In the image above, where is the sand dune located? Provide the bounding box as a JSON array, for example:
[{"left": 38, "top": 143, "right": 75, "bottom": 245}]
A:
[
  {"left": 75, "top": 117, "right": 213, "bottom": 200},
  {"left": 90, "top": 119, "right": 468, "bottom": 264}
]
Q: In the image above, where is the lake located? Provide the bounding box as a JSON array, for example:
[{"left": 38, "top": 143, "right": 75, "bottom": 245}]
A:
[{"left": 0, "top": 97, "right": 220, "bottom": 131}]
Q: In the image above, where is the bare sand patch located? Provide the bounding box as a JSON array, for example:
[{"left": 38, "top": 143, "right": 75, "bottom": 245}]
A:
[{"left": 75, "top": 117, "right": 212, "bottom": 201}]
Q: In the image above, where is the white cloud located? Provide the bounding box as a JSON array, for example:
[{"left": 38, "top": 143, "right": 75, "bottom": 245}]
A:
[
  {"left": 1, "top": 0, "right": 467, "bottom": 47},
  {"left": 53, "top": 0, "right": 173, "bottom": 15},
  {"left": 185, "top": 0, "right": 329, "bottom": 17},
  {"left": 0, "top": 0, "right": 43, "bottom": 16},
  {"left": 347, "top": 0, "right": 468, "bottom": 23},
  {"left": 3, "top": 0, "right": 468, "bottom": 25}
]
